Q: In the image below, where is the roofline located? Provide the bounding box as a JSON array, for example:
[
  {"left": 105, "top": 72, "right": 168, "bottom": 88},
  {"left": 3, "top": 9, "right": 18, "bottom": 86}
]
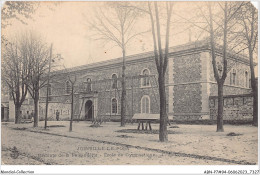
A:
[{"left": 53, "top": 39, "right": 253, "bottom": 75}]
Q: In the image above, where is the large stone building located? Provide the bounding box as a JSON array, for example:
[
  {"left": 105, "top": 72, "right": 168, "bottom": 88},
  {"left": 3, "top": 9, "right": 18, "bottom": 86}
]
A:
[{"left": 5, "top": 40, "right": 254, "bottom": 122}]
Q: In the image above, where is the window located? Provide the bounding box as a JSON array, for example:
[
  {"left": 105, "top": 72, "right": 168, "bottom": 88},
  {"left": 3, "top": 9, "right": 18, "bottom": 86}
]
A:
[
  {"left": 230, "top": 72, "right": 232, "bottom": 85},
  {"left": 249, "top": 78, "right": 251, "bottom": 88},
  {"left": 231, "top": 69, "right": 236, "bottom": 85},
  {"left": 86, "top": 78, "right": 92, "bottom": 92},
  {"left": 111, "top": 98, "right": 117, "bottom": 114},
  {"left": 209, "top": 99, "right": 215, "bottom": 108},
  {"left": 141, "top": 95, "right": 150, "bottom": 113},
  {"left": 245, "top": 71, "right": 248, "bottom": 87},
  {"left": 65, "top": 81, "right": 71, "bottom": 94},
  {"left": 142, "top": 69, "right": 150, "bottom": 87},
  {"left": 112, "top": 74, "right": 118, "bottom": 89}
]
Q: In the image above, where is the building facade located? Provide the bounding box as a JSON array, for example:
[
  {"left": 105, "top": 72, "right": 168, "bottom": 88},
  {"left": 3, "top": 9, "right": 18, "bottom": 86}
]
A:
[{"left": 6, "top": 40, "right": 254, "bottom": 122}]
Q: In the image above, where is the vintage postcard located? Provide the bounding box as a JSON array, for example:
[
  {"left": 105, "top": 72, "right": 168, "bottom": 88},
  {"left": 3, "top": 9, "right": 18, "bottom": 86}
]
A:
[{"left": 1, "top": 0, "right": 259, "bottom": 174}]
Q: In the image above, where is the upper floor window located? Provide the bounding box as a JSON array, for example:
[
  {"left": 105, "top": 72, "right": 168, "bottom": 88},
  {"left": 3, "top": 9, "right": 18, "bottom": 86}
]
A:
[
  {"left": 112, "top": 74, "right": 118, "bottom": 89},
  {"left": 230, "top": 69, "right": 236, "bottom": 85},
  {"left": 232, "top": 69, "right": 236, "bottom": 85},
  {"left": 141, "top": 69, "right": 150, "bottom": 87},
  {"left": 65, "top": 81, "right": 71, "bottom": 94},
  {"left": 111, "top": 98, "right": 118, "bottom": 114},
  {"left": 141, "top": 95, "right": 150, "bottom": 113},
  {"left": 86, "top": 78, "right": 92, "bottom": 92},
  {"left": 245, "top": 71, "right": 248, "bottom": 88}
]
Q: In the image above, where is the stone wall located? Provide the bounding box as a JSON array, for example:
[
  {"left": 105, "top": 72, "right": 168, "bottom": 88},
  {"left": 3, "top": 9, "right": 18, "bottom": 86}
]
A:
[
  {"left": 206, "top": 51, "right": 252, "bottom": 96},
  {"left": 39, "top": 57, "right": 163, "bottom": 121},
  {"left": 20, "top": 102, "right": 71, "bottom": 121},
  {"left": 169, "top": 50, "right": 252, "bottom": 121},
  {"left": 39, "top": 102, "right": 71, "bottom": 121},
  {"left": 204, "top": 51, "right": 252, "bottom": 121},
  {"left": 173, "top": 53, "right": 201, "bottom": 83},
  {"left": 209, "top": 94, "right": 253, "bottom": 120},
  {"left": 16, "top": 41, "right": 253, "bottom": 122},
  {"left": 172, "top": 53, "right": 203, "bottom": 120},
  {"left": 209, "top": 83, "right": 252, "bottom": 96}
]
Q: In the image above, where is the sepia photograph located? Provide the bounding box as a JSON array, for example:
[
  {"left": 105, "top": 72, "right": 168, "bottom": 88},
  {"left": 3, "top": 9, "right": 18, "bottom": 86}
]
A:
[{"left": 1, "top": 0, "right": 259, "bottom": 174}]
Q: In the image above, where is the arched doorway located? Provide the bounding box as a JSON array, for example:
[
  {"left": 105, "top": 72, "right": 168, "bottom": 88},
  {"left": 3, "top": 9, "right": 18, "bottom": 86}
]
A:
[{"left": 85, "top": 100, "right": 93, "bottom": 120}]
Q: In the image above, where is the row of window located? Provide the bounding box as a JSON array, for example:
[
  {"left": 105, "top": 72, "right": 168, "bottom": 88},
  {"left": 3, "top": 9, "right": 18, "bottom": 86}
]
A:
[
  {"left": 229, "top": 69, "right": 251, "bottom": 88},
  {"left": 54, "top": 68, "right": 251, "bottom": 96},
  {"left": 210, "top": 97, "right": 253, "bottom": 107},
  {"left": 63, "top": 68, "right": 151, "bottom": 94},
  {"left": 111, "top": 95, "right": 150, "bottom": 114},
  {"left": 40, "top": 96, "right": 150, "bottom": 115}
]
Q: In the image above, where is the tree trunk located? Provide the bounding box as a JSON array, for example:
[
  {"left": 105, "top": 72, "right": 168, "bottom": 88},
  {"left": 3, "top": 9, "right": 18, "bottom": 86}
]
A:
[
  {"left": 217, "top": 81, "right": 224, "bottom": 132},
  {"left": 34, "top": 90, "right": 39, "bottom": 127},
  {"left": 252, "top": 86, "right": 258, "bottom": 126},
  {"left": 15, "top": 104, "right": 22, "bottom": 124},
  {"left": 249, "top": 50, "right": 258, "bottom": 126},
  {"left": 45, "top": 43, "right": 52, "bottom": 129},
  {"left": 44, "top": 84, "right": 49, "bottom": 129},
  {"left": 69, "top": 85, "right": 74, "bottom": 132},
  {"left": 158, "top": 73, "right": 168, "bottom": 142},
  {"left": 121, "top": 48, "right": 126, "bottom": 127}
]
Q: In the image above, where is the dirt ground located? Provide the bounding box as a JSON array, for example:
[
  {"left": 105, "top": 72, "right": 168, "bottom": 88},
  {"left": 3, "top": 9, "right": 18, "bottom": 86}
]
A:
[{"left": 1, "top": 121, "right": 258, "bottom": 165}]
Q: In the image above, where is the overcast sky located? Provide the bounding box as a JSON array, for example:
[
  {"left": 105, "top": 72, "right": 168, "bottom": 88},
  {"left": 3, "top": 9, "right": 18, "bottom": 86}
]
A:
[
  {"left": 3, "top": 1, "right": 209, "bottom": 68},
  {"left": 2, "top": 1, "right": 258, "bottom": 71}
]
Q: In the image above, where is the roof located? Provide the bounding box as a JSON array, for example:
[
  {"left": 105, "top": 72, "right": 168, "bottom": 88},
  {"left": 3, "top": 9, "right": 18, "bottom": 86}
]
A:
[{"left": 53, "top": 39, "right": 252, "bottom": 75}]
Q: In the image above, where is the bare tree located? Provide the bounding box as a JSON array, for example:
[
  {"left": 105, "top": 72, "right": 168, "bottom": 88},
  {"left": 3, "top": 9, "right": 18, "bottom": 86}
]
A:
[
  {"left": 58, "top": 64, "right": 78, "bottom": 131},
  {"left": 1, "top": 1, "right": 60, "bottom": 46},
  {"left": 44, "top": 44, "right": 53, "bottom": 129},
  {"left": 26, "top": 32, "right": 50, "bottom": 127},
  {"left": 124, "top": 2, "right": 173, "bottom": 141},
  {"left": 1, "top": 1, "right": 37, "bottom": 29},
  {"left": 2, "top": 1, "right": 60, "bottom": 28},
  {"left": 147, "top": 2, "right": 173, "bottom": 142},
  {"left": 90, "top": 2, "right": 146, "bottom": 126},
  {"left": 2, "top": 34, "right": 30, "bottom": 124},
  {"left": 44, "top": 44, "right": 63, "bottom": 129},
  {"left": 68, "top": 75, "right": 77, "bottom": 132},
  {"left": 236, "top": 2, "right": 258, "bottom": 126},
  {"left": 175, "top": 2, "right": 248, "bottom": 131},
  {"left": 207, "top": 2, "right": 244, "bottom": 132}
]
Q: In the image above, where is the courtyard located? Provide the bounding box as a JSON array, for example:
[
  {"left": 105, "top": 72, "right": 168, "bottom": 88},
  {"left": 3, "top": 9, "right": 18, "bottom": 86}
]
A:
[{"left": 1, "top": 121, "right": 258, "bottom": 165}]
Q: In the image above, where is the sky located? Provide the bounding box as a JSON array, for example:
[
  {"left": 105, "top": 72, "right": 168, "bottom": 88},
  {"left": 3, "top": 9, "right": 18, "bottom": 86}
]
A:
[
  {"left": 2, "top": 1, "right": 208, "bottom": 68},
  {"left": 1, "top": 1, "right": 258, "bottom": 71}
]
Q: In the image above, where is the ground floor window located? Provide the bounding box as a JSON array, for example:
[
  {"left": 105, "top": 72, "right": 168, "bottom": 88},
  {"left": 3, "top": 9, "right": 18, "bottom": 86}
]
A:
[
  {"left": 111, "top": 98, "right": 117, "bottom": 114},
  {"left": 141, "top": 95, "right": 150, "bottom": 113}
]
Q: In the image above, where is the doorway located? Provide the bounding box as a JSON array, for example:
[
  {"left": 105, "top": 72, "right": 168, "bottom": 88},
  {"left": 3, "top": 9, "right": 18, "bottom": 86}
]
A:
[{"left": 85, "top": 100, "right": 93, "bottom": 120}]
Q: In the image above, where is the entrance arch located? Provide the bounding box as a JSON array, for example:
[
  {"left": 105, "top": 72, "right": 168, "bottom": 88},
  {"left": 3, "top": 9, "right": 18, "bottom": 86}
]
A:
[{"left": 85, "top": 100, "right": 93, "bottom": 120}]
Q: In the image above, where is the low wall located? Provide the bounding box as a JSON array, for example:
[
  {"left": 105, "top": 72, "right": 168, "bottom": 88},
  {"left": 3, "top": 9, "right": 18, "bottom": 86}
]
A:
[
  {"left": 209, "top": 94, "right": 253, "bottom": 120},
  {"left": 19, "top": 102, "right": 71, "bottom": 121}
]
